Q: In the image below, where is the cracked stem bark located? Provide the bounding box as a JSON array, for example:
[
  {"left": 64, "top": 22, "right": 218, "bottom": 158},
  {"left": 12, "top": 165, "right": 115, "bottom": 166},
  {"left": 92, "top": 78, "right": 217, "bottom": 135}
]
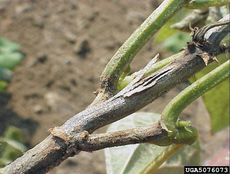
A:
[{"left": 95, "top": 0, "right": 186, "bottom": 101}]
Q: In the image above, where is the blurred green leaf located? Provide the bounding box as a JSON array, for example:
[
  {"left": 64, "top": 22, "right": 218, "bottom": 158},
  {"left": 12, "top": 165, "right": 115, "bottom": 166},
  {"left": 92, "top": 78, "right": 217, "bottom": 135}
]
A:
[
  {"left": 162, "top": 33, "right": 190, "bottom": 53},
  {"left": 222, "top": 33, "right": 230, "bottom": 45},
  {"left": 0, "top": 138, "right": 26, "bottom": 154},
  {"left": 0, "top": 52, "right": 24, "bottom": 69},
  {"left": 0, "top": 141, "right": 24, "bottom": 165},
  {"left": 0, "top": 38, "right": 26, "bottom": 166},
  {"left": 105, "top": 112, "right": 200, "bottom": 174},
  {"left": 0, "top": 158, "right": 10, "bottom": 167},
  {"left": 192, "top": 54, "right": 229, "bottom": 133},
  {"left": 155, "top": 22, "right": 178, "bottom": 43},
  {"left": 0, "top": 37, "right": 24, "bottom": 91},
  {"left": 0, "top": 37, "right": 20, "bottom": 52},
  {"left": 154, "top": 141, "right": 200, "bottom": 174},
  {"left": 3, "top": 126, "right": 25, "bottom": 143},
  {"left": 155, "top": 8, "right": 190, "bottom": 43},
  {"left": 154, "top": 8, "right": 191, "bottom": 53},
  {"left": 204, "top": 80, "right": 229, "bottom": 133},
  {"left": 0, "top": 67, "right": 12, "bottom": 82},
  {"left": 0, "top": 81, "right": 7, "bottom": 91},
  {"left": 0, "top": 127, "right": 27, "bottom": 167}
]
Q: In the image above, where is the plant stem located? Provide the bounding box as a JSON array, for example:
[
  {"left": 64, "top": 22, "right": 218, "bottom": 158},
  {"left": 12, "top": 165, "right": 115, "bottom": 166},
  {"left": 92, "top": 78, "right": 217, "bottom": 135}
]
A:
[
  {"left": 117, "top": 51, "right": 184, "bottom": 90},
  {"left": 141, "top": 144, "right": 183, "bottom": 174},
  {"left": 150, "top": 59, "right": 230, "bottom": 172},
  {"left": 100, "top": 0, "right": 187, "bottom": 95},
  {"left": 143, "top": 58, "right": 230, "bottom": 170},
  {"left": 162, "top": 60, "right": 230, "bottom": 132},
  {"left": 186, "top": 0, "right": 228, "bottom": 9}
]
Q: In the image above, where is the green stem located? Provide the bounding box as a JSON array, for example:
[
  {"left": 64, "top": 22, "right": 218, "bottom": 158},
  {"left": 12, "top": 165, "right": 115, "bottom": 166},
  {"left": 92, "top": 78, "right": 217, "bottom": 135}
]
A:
[
  {"left": 186, "top": 0, "right": 228, "bottom": 9},
  {"left": 100, "top": 0, "right": 187, "bottom": 94},
  {"left": 162, "top": 60, "right": 230, "bottom": 132},
  {"left": 141, "top": 144, "right": 183, "bottom": 174}
]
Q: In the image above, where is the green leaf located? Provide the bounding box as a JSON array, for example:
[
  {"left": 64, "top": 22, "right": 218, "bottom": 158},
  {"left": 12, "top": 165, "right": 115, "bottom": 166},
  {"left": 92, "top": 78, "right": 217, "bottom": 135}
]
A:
[
  {"left": 153, "top": 142, "right": 200, "bottom": 174},
  {"left": 155, "top": 22, "right": 178, "bottom": 43},
  {"left": 0, "top": 37, "right": 24, "bottom": 91},
  {"left": 0, "top": 37, "right": 20, "bottom": 52},
  {"left": 154, "top": 8, "right": 190, "bottom": 43},
  {"left": 104, "top": 112, "right": 200, "bottom": 174},
  {"left": 0, "top": 67, "right": 12, "bottom": 81},
  {"left": 0, "top": 141, "right": 24, "bottom": 163},
  {"left": 162, "top": 33, "right": 190, "bottom": 53},
  {"left": 0, "top": 158, "right": 10, "bottom": 167},
  {"left": 192, "top": 54, "right": 229, "bottom": 133},
  {"left": 3, "top": 126, "right": 25, "bottom": 143},
  {"left": 204, "top": 80, "right": 229, "bottom": 133},
  {"left": 0, "top": 52, "right": 24, "bottom": 69},
  {"left": 154, "top": 8, "right": 191, "bottom": 53},
  {"left": 0, "top": 138, "right": 26, "bottom": 154},
  {"left": 0, "top": 127, "right": 27, "bottom": 167},
  {"left": 0, "top": 81, "right": 7, "bottom": 91},
  {"left": 0, "top": 37, "right": 24, "bottom": 71}
]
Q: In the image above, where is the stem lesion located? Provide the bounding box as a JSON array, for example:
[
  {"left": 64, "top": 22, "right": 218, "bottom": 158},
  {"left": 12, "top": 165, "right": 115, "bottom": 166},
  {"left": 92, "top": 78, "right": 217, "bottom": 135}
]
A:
[
  {"left": 97, "top": 0, "right": 229, "bottom": 103},
  {"left": 75, "top": 122, "right": 167, "bottom": 151},
  {"left": 93, "top": 19, "right": 230, "bottom": 148},
  {"left": 71, "top": 27, "right": 230, "bottom": 152},
  {"left": 94, "top": 0, "right": 187, "bottom": 103}
]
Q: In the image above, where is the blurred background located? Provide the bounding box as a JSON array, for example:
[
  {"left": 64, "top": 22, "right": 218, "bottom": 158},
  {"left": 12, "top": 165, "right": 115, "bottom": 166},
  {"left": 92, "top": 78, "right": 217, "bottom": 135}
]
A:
[{"left": 0, "top": 0, "right": 229, "bottom": 174}]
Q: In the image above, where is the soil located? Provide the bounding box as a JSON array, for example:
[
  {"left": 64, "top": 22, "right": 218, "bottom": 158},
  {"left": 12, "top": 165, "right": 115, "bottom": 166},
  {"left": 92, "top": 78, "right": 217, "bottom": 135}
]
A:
[{"left": 0, "top": 0, "right": 228, "bottom": 174}]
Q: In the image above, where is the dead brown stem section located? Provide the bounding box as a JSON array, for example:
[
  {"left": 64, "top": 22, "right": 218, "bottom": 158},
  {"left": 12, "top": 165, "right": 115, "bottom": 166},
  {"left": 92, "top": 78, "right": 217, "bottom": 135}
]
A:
[{"left": 75, "top": 122, "right": 168, "bottom": 151}]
